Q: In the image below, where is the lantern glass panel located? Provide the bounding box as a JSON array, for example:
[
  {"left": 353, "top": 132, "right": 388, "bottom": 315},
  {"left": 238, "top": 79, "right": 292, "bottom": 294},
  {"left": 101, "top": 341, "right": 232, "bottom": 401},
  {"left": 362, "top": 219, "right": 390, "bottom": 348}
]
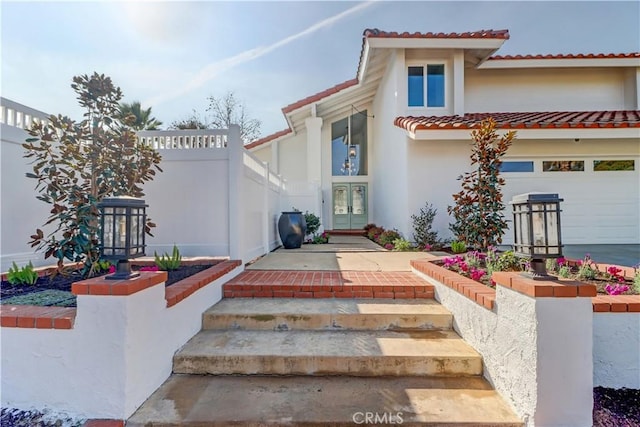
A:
[
  {"left": 116, "top": 208, "right": 127, "bottom": 256},
  {"left": 103, "top": 207, "right": 114, "bottom": 256},
  {"left": 546, "top": 207, "right": 559, "bottom": 254},
  {"left": 516, "top": 204, "right": 530, "bottom": 248},
  {"left": 531, "top": 203, "right": 547, "bottom": 254},
  {"left": 130, "top": 208, "right": 140, "bottom": 255}
]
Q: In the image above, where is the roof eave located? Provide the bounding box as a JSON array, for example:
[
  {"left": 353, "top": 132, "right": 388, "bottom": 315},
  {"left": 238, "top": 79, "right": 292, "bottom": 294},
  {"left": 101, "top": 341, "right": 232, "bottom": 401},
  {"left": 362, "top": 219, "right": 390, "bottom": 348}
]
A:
[
  {"left": 367, "top": 37, "right": 507, "bottom": 50},
  {"left": 481, "top": 57, "right": 640, "bottom": 69},
  {"left": 407, "top": 127, "right": 640, "bottom": 140}
]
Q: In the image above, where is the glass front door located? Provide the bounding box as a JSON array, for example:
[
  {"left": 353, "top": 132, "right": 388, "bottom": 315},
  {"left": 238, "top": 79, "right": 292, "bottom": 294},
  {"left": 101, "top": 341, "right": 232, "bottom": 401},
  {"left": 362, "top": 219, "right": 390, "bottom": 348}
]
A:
[{"left": 332, "top": 183, "right": 368, "bottom": 230}]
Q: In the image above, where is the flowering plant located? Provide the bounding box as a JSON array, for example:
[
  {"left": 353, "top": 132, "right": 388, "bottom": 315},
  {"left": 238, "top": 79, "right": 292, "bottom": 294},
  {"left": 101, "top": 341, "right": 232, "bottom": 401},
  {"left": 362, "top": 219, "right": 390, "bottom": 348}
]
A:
[{"left": 605, "top": 284, "right": 630, "bottom": 295}]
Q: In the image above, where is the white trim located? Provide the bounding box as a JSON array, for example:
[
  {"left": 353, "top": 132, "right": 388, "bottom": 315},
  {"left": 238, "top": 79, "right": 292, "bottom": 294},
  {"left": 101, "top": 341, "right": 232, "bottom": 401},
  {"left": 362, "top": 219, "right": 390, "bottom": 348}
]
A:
[
  {"left": 368, "top": 37, "right": 506, "bottom": 50},
  {"left": 481, "top": 57, "right": 640, "bottom": 69},
  {"left": 409, "top": 127, "right": 640, "bottom": 140},
  {"left": 406, "top": 60, "right": 449, "bottom": 110}
]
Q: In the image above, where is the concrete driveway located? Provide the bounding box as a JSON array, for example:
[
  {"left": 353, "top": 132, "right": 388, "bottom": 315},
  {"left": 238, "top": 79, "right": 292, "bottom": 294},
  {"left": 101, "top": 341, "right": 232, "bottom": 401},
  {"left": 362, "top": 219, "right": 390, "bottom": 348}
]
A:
[{"left": 562, "top": 244, "right": 640, "bottom": 267}]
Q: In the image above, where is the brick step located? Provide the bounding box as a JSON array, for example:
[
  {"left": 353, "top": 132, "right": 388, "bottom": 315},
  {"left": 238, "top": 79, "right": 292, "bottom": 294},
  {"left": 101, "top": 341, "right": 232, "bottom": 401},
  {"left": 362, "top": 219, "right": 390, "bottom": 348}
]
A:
[
  {"left": 127, "top": 374, "right": 523, "bottom": 426},
  {"left": 222, "top": 270, "right": 435, "bottom": 299},
  {"left": 173, "top": 329, "right": 482, "bottom": 377},
  {"left": 203, "top": 298, "right": 453, "bottom": 331}
]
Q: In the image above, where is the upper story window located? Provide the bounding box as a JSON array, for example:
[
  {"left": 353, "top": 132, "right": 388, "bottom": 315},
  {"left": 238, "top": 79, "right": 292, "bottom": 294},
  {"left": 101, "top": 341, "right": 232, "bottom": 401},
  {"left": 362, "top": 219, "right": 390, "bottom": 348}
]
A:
[{"left": 408, "top": 64, "right": 445, "bottom": 108}]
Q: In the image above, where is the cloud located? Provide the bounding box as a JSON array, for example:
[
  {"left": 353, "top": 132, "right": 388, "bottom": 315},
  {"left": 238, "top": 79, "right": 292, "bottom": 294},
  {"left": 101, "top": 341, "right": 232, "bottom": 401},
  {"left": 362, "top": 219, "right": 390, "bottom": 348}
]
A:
[{"left": 144, "top": 1, "right": 376, "bottom": 108}]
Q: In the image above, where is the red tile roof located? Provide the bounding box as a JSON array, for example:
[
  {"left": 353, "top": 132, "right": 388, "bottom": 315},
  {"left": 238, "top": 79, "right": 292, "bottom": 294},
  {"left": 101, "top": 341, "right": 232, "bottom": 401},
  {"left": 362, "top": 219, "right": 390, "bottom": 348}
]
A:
[
  {"left": 490, "top": 52, "right": 640, "bottom": 60},
  {"left": 363, "top": 28, "right": 510, "bottom": 40},
  {"left": 281, "top": 79, "right": 359, "bottom": 114},
  {"left": 245, "top": 128, "right": 292, "bottom": 150},
  {"left": 394, "top": 111, "right": 640, "bottom": 132}
]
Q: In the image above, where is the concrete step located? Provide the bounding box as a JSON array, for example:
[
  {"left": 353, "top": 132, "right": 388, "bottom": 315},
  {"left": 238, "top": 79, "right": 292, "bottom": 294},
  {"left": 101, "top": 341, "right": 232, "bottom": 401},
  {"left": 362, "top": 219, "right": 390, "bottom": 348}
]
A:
[
  {"left": 173, "top": 329, "right": 482, "bottom": 377},
  {"left": 127, "top": 374, "right": 523, "bottom": 426},
  {"left": 203, "top": 298, "right": 453, "bottom": 331}
]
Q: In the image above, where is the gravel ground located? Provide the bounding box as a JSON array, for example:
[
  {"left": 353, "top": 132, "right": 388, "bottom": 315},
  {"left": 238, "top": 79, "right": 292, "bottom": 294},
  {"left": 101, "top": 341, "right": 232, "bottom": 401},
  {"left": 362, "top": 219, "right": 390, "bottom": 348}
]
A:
[
  {"left": 0, "top": 408, "right": 84, "bottom": 427},
  {"left": 593, "top": 387, "right": 640, "bottom": 426}
]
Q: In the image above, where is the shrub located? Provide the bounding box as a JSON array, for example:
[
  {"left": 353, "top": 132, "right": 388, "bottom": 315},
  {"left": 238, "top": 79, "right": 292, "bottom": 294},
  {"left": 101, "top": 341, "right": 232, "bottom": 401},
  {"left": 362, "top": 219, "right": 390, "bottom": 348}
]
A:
[
  {"left": 94, "top": 259, "right": 113, "bottom": 273},
  {"left": 312, "top": 232, "right": 330, "bottom": 244},
  {"left": 303, "top": 211, "right": 321, "bottom": 237},
  {"left": 634, "top": 269, "right": 640, "bottom": 293},
  {"left": 23, "top": 73, "right": 162, "bottom": 278},
  {"left": 378, "top": 229, "right": 401, "bottom": 246},
  {"left": 411, "top": 202, "right": 443, "bottom": 249},
  {"left": 292, "top": 207, "right": 321, "bottom": 238},
  {"left": 448, "top": 118, "right": 516, "bottom": 250},
  {"left": 577, "top": 254, "right": 598, "bottom": 280},
  {"left": 450, "top": 240, "right": 467, "bottom": 254},
  {"left": 392, "top": 238, "right": 413, "bottom": 252},
  {"left": 367, "top": 226, "right": 384, "bottom": 241},
  {"left": 363, "top": 223, "right": 377, "bottom": 232},
  {"left": 154, "top": 245, "right": 182, "bottom": 271},
  {"left": 558, "top": 266, "right": 571, "bottom": 278},
  {"left": 495, "top": 250, "right": 521, "bottom": 271},
  {"left": 7, "top": 262, "right": 38, "bottom": 285}
]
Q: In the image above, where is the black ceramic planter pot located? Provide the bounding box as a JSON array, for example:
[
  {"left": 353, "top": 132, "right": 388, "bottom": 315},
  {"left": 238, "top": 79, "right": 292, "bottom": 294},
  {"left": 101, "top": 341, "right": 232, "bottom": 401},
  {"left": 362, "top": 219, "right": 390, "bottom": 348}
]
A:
[{"left": 278, "top": 211, "right": 307, "bottom": 249}]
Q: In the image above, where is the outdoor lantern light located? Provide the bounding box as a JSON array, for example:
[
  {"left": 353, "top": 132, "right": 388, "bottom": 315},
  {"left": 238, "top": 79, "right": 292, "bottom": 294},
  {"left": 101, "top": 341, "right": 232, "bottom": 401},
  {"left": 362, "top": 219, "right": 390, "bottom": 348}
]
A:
[
  {"left": 99, "top": 196, "right": 147, "bottom": 280},
  {"left": 510, "top": 193, "right": 564, "bottom": 279}
]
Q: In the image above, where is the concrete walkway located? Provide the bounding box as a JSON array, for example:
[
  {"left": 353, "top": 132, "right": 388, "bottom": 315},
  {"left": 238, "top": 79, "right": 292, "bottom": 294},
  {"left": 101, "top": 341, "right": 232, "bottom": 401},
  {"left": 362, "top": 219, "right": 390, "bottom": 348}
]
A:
[{"left": 248, "top": 236, "right": 448, "bottom": 271}]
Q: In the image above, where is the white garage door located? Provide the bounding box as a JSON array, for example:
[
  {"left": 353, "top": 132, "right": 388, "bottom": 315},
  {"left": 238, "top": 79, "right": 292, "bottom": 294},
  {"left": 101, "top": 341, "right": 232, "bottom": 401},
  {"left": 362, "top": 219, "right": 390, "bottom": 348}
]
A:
[{"left": 500, "top": 158, "right": 640, "bottom": 245}]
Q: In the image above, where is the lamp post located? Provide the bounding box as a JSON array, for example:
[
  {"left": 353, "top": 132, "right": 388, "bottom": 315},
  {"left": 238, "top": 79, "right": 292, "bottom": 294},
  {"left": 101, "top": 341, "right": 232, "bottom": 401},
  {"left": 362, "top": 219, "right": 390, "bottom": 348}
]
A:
[
  {"left": 510, "top": 193, "right": 563, "bottom": 280},
  {"left": 99, "top": 196, "right": 147, "bottom": 280}
]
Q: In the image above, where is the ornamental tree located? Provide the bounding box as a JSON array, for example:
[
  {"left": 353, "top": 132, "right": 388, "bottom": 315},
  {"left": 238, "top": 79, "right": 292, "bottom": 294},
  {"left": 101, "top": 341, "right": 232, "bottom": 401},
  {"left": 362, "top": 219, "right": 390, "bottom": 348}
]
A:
[
  {"left": 23, "top": 73, "right": 163, "bottom": 277},
  {"left": 448, "top": 118, "right": 516, "bottom": 250}
]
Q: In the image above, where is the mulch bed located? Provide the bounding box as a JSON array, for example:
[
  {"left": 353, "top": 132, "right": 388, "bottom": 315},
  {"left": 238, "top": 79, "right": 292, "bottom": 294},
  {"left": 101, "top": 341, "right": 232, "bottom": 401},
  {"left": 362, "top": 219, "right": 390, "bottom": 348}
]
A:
[
  {"left": 593, "top": 387, "right": 640, "bottom": 426},
  {"left": 0, "top": 265, "right": 212, "bottom": 307}
]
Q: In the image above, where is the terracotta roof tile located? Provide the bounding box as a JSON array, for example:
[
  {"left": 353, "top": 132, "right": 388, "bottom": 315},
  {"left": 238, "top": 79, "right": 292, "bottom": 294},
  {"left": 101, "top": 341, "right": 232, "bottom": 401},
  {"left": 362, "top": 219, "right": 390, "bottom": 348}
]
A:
[
  {"left": 394, "top": 111, "right": 640, "bottom": 133},
  {"left": 363, "top": 28, "right": 510, "bottom": 40},
  {"left": 281, "top": 79, "right": 359, "bottom": 114},
  {"left": 245, "top": 128, "right": 293, "bottom": 150},
  {"left": 490, "top": 52, "right": 640, "bottom": 60}
]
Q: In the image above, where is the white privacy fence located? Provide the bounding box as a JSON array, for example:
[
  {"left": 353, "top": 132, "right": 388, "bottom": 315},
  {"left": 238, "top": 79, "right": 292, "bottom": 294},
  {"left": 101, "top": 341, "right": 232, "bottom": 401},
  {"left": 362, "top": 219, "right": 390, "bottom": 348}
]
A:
[{"left": 1, "top": 98, "right": 321, "bottom": 270}]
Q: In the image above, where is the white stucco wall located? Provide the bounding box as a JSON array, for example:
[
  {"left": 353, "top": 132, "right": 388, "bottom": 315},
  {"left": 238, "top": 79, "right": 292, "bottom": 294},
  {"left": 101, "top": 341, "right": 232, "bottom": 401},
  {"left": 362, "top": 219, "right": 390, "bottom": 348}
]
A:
[
  {"left": 404, "top": 136, "right": 640, "bottom": 244},
  {"left": 406, "top": 140, "right": 471, "bottom": 241},
  {"left": 278, "top": 132, "right": 307, "bottom": 182},
  {"left": 371, "top": 49, "right": 411, "bottom": 234},
  {"left": 465, "top": 67, "right": 632, "bottom": 112},
  {"left": 251, "top": 145, "right": 271, "bottom": 164},
  {"left": 593, "top": 312, "right": 640, "bottom": 389},
  {"left": 415, "top": 269, "right": 594, "bottom": 427},
  {"left": 1, "top": 266, "right": 242, "bottom": 419}
]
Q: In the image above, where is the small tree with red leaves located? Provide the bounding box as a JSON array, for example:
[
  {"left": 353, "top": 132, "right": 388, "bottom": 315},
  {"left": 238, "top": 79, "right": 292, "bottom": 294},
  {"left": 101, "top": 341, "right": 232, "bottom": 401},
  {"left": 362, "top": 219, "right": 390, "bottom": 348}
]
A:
[{"left": 448, "top": 118, "right": 516, "bottom": 250}]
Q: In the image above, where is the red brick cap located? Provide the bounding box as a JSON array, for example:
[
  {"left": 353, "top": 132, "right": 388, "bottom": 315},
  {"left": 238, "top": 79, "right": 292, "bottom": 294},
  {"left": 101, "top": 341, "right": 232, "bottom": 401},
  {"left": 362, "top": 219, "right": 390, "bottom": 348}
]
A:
[{"left": 395, "top": 111, "right": 640, "bottom": 132}]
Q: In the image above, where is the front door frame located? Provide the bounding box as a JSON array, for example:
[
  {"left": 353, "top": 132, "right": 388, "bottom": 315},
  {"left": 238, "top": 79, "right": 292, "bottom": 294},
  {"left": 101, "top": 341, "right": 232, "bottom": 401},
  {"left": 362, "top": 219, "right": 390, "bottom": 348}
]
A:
[{"left": 332, "top": 182, "right": 368, "bottom": 230}]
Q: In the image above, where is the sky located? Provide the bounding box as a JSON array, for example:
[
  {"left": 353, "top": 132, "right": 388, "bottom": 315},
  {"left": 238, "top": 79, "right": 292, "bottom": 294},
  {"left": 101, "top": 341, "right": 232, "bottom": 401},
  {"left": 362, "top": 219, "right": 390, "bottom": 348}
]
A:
[{"left": 1, "top": 1, "right": 639, "bottom": 138}]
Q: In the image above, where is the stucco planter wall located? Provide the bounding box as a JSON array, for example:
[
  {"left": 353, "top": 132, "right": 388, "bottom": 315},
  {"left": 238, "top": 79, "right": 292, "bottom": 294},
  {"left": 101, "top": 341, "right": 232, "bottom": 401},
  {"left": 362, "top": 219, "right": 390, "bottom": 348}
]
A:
[{"left": 1, "top": 260, "right": 242, "bottom": 419}]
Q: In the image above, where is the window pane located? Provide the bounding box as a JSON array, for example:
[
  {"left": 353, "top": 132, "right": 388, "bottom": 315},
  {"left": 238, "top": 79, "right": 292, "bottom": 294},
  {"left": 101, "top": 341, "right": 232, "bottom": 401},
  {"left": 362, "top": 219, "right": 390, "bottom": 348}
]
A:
[
  {"left": 542, "top": 161, "right": 584, "bottom": 172},
  {"left": 426, "top": 65, "right": 445, "bottom": 107},
  {"left": 500, "top": 161, "right": 534, "bottom": 172},
  {"left": 331, "top": 111, "right": 367, "bottom": 176},
  {"left": 408, "top": 66, "right": 424, "bottom": 107},
  {"left": 593, "top": 160, "right": 635, "bottom": 171}
]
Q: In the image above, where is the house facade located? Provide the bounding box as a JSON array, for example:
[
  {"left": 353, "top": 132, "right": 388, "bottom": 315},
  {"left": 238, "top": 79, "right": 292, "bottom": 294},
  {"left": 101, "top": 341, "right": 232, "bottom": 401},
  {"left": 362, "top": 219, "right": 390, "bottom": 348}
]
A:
[{"left": 248, "top": 29, "right": 640, "bottom": 245}]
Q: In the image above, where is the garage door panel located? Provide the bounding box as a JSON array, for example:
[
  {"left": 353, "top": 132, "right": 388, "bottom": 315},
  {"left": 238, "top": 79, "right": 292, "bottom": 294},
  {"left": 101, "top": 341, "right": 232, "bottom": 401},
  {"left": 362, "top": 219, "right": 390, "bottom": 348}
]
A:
[{"left": 500, "top": 161, "right": 639, "bottom": 245}]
